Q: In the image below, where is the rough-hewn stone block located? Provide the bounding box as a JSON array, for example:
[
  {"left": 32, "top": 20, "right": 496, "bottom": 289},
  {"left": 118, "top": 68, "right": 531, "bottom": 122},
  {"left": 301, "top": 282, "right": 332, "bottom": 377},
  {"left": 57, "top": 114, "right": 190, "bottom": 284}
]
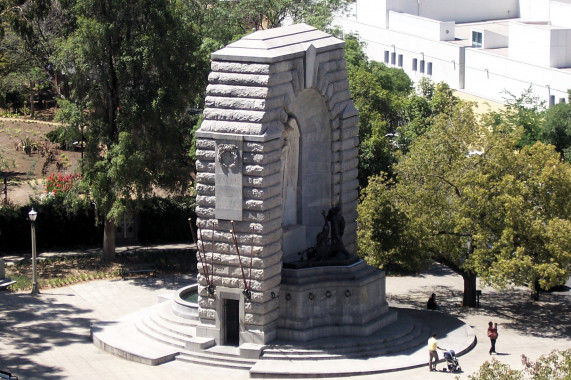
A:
[
  {"left": 205, "top": 96, "right": 268, "bottom": 111},
  {"left": 196, "top": 172, "right": 215, "bottom": 184},
  {"left": 195, "top": 160, "right": 215, "bottom": 173},
  {"left": 243, "top": 161, "right": 281, "bottom": 176},
  {"left": 196, "top": 183, "right": 215, "bottom": 196},
  {"left": 206, "top": 84, "right": 268, "bottom": 98},
  {"left": 195, "top": 149, "right": 216, "bottom": 161},
  {"left": 243, "top": 183, "right": 281, "bottom": 200},
  {"left": 245, "top": 196, "right": 282, "bottom": 211},
  {"left": 243, "top": 149, "right": 282, "bottom": 165},
  {"left": 244, "top": 138, "right": 283, "bottom": 153},
  {"left": 244, "top": 172, "right": 282, "bottom": 188},
  {"left": 211, "top": 61, "right": 271, "bottom": 75}
]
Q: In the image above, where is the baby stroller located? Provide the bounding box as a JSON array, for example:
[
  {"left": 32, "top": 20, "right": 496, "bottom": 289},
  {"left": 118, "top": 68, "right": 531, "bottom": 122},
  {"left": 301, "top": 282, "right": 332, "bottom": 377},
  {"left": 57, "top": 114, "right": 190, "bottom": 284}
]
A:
[{"left": 443, "top": 350, "right": 461, "bottom": 372}]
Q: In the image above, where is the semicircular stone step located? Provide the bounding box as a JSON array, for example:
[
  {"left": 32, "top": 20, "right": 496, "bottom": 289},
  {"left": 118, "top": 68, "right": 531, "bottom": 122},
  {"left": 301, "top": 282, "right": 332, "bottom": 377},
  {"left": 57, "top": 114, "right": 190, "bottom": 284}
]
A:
[{"left": 260, "top": 315, "right": 430, "bottom": 360}]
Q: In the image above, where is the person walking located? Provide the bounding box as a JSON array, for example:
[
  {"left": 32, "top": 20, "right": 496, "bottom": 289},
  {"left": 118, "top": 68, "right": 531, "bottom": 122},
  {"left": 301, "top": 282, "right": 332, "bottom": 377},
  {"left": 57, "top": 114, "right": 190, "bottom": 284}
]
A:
[
  {"left": 487, "top": 321, "right": 498, "bottom": 354},
  {"left": 428, "top": 333, "right": 445, "bottom": 371}
]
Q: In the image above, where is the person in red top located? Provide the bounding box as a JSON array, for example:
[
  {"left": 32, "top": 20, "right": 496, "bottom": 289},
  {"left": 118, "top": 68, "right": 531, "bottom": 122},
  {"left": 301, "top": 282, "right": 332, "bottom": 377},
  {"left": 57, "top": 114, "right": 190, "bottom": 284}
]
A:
[{"left": 487, "top": 321, "right": 498, "bottom": 354}]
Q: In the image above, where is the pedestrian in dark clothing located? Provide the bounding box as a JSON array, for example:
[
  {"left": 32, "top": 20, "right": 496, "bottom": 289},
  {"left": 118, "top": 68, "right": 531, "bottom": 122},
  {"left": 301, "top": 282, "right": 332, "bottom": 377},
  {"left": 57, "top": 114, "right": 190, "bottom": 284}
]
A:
[
  {"left": 487, "top": 321, "right": 498, "bottom": 354},
  {"left": 427, "top": 293, "right": 439, "bottom": 310}
]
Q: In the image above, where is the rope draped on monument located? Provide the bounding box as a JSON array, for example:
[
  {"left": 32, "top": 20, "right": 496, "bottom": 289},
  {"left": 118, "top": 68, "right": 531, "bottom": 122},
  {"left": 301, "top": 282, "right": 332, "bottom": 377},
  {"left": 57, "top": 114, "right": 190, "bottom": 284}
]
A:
[
  {"left": 231, "top": 220, "right": 253, "bottom": 300},
  {"left": 189, "top": 218, "right": 214, "bottom": 294}
]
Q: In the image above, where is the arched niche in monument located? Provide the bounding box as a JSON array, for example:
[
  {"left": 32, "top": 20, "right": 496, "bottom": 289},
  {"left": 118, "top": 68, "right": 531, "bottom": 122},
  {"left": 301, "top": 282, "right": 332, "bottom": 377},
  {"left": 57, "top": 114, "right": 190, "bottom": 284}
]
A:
[{"left": 281, "top": 89, "right": 333, "bottom": 262}]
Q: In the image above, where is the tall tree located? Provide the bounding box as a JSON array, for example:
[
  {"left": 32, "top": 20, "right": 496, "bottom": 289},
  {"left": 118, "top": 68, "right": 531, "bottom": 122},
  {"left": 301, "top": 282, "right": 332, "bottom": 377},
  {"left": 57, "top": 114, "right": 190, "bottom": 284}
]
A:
[
  {"left": 0, "top": 0, "right": 70, "bottom": 115},
  {"left": 471, "top": 142, "right": 571, "bottom": 300},
  {"left": 358, "top": 102, "right": 571, "bottom": 304},
  {"left": 393, "top": 102, "right": 484, "bottom": 306},
  {"left": 218, "top": 0, "right": 351, "bottom": 32},
  {"left": 0, "top": 28, "right": 46, "bottom": 115},
  {"left": 56, "top": 0, "right": 208, "bottom": 260},
  {"left": 345, "top": 35, "right": 412, "bottom": 187}
]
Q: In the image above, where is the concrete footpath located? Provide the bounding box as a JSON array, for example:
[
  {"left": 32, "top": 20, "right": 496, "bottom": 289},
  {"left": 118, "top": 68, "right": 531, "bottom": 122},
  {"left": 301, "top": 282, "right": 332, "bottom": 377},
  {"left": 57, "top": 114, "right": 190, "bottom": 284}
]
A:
[{"left": 0, "top": 262, "right": 569, "bottom": 379}]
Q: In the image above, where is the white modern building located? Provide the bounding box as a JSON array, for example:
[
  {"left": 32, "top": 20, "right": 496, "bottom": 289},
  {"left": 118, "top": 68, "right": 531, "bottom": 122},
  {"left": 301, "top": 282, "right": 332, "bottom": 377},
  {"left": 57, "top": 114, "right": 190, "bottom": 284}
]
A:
[{"left": 335, "top": 0, "right": 571, "bottom": 106}]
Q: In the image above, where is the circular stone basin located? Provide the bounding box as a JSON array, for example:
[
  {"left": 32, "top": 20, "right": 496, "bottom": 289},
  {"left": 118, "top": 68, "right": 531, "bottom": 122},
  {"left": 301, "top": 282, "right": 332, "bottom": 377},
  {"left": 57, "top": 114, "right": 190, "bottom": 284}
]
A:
[
  {"left": 176, "top": 284, "right": 199, "bottom": 304},
  {"left": 172, "top": 284, "right": 199, "bottom": 320},
  {"left": 180, "top": 286, "right": 198, "bottom": 303}
]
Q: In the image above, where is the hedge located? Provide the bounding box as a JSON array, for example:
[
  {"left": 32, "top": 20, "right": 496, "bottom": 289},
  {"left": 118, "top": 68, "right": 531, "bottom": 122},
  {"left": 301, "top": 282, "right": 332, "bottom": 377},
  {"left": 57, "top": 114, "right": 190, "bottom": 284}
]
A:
[{"left": 0, "top": 195, "right": 196, "bottom": 254}]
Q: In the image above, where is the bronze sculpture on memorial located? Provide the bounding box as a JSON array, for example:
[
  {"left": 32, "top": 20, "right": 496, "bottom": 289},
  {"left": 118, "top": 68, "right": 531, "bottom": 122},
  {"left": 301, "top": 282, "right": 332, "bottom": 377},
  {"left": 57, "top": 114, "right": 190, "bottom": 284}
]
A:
[{"left": 292, "top": 205, "right": 357, "bottom": 266}]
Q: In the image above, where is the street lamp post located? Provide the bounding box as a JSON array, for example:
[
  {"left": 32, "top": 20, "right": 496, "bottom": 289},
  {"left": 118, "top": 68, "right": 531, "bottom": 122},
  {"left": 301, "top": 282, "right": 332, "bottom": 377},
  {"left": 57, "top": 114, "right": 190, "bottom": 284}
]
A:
[{"left": 28, "top": 208, "right": 39, "bottom": 295}]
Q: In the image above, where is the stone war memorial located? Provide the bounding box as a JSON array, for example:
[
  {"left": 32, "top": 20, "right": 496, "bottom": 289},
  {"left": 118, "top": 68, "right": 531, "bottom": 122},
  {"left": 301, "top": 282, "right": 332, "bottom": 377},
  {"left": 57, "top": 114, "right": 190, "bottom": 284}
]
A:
[
  {"left": 92, "top": 24, "right": 475, "bottom": 378},
  {"left": 193, "top": 22, "right": 395, "bottom": 346}
]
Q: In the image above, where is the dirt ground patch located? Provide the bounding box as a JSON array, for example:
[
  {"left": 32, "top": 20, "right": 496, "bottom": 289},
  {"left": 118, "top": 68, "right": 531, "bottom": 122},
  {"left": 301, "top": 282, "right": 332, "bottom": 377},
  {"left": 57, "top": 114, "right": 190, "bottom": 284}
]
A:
[{"left": 0, "top": 110, "right": 82, "bottom": 205}]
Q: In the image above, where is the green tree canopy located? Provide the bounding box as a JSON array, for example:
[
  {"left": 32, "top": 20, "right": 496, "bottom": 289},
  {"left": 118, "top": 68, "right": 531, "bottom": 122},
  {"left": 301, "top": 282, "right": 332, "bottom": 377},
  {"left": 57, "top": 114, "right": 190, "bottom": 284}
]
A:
[
  {"left": 541, "top": 101, "right": 571, "bottom": 161},
  {"left": 357, "top": 174, "right": 424, "bottom": 273},
  {"left": 358, "top": 100, "right": 571, "bottom": 304},
  {"left": 396, "top": 78, "right": 460, "bottom": 154},
  {"left": 0, "top": 0, "right": 72, "bottom": 115},
  {"left": 55, "top": 0, "right": 209, "bottom": 259},
  {"left": 484, "top": 87, "right": 546, "bottom": 148},
  {"left": 200, "top": 0, "right": 352, "bottom": 48},
  {"left": 471, "top": 142, "right": 571, "bottom": 299},
  {"left": 345, "top": 35, "right": 413, "bottom": 187}
]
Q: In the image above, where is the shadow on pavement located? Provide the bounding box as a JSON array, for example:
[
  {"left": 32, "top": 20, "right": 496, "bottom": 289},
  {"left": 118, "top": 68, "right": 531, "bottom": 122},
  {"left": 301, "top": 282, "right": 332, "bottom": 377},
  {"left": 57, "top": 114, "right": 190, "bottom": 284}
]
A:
[
  {"left": 388, "top": 269, "right": 571, "bottom": 340},
  {"left": 123, "top": 273, "right": 196, "bottom": 292},
  {"left": 0, "top": 292, "right": 93, "bottom": 379}
]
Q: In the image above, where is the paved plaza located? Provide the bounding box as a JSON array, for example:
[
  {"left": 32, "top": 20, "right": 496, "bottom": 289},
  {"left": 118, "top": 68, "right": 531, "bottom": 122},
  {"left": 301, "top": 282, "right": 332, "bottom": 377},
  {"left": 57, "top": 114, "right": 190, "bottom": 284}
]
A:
[{"left": 0, "top": 264, "right": 569, "bottom": 379}]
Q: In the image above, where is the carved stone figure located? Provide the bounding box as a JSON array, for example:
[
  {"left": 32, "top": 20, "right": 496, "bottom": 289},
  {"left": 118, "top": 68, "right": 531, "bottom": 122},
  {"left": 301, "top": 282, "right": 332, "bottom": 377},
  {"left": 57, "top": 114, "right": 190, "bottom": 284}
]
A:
[{"left": 281, "top": 118, "right": 300, "bottom": 227}]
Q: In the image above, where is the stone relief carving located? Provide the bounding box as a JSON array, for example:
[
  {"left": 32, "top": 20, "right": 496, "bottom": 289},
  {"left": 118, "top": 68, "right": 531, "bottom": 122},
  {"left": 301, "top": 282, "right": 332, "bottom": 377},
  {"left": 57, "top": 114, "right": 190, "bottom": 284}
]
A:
[
  {"left": 217, "top": 144, "right": 239, "bottom": 169},
  {"left": 281, "top": 118, "right": 300, "bottom": 227}
]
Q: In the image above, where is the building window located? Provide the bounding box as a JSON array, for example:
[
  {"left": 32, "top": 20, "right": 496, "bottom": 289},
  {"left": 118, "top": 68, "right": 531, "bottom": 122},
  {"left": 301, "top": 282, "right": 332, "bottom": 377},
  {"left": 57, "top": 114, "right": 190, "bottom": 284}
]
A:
[
  {"left": 561, "top": 98, "right": 567, "bottom": 104},
  {"left": 427, "top": 62, "right": 433, "bottom": 76},
  {"left": 472, "top": 31, "right": 483, "bottom": 48},
  {"left": 398, "top": 54, "right": 403, "bottom": 67},
  {"left": 384, "top": 51, "right": 389, "bottom": 64},
  {"left": 412, "top": 58, "right": 417, "bottom": 71},
  {"left": 391, "top": 52, "right": 396, "bottom": 65},
  {"left": 420, "top": 60, "right": 425, "bottom": 73}
]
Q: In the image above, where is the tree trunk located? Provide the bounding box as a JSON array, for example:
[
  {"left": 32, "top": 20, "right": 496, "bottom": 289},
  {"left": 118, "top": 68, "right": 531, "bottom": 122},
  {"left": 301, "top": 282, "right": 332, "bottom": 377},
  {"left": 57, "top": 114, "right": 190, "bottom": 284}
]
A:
[
  {"left": 462, "top": 271, "right": 478, "bottom": 307},
  {"left": 103, "top": 219, "right": 116, "bottom": 262},
  {"left": 530, "top": 279, "right": 540, "bottom": 301},
  {"left": 29, "top": 86, "right": 35, "bottom": 118}
]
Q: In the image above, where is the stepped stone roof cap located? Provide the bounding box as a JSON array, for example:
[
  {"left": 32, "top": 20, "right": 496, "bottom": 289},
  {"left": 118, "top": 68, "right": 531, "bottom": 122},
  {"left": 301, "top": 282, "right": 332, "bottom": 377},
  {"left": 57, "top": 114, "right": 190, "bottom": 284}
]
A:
[{"left": 211, "top": 23, "right": 345, "bottom": 63}]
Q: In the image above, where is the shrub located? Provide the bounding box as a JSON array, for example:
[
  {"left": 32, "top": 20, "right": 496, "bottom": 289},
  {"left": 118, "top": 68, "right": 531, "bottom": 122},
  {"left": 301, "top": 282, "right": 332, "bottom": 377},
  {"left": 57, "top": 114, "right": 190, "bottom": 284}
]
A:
[
  {"left": 467, "top": 351, "right": 571, "bottom": 380},
  {"left": 0, "top": 197, "right": 102, "bottom": 253},
  {"left": 522, "top": 349, "right": 571, "bottom": 380},
  {"left": 45, "top": 172, "right": 81, "bottom": 195},
  {"left": 46, "top": 125, "right": 81, "bottom": 150},
  {"left": 467, "top": 359, "right": 523, "bottom": 380}
]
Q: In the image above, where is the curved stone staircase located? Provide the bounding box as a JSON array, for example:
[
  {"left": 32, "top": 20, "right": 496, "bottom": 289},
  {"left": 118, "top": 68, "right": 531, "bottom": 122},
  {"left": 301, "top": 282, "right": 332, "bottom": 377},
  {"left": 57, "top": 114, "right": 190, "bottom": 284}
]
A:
[
  {"left": 92, "top": 297, "right": 475, "bottom": 377},
  {"left": 261, "top": 315, "right": 430, "bottom": 361}
]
